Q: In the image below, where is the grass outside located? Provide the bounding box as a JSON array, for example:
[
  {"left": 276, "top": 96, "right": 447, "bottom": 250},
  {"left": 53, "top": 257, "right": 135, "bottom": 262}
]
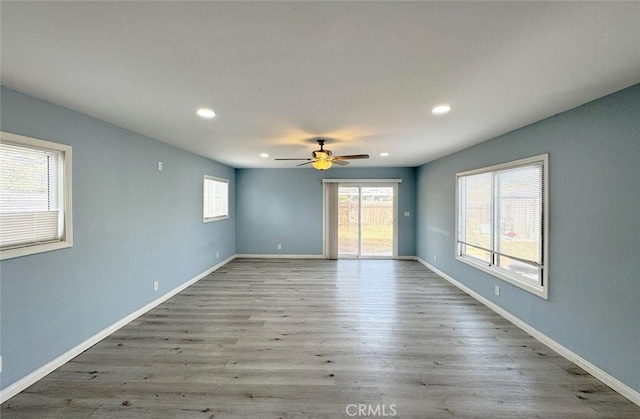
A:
[
  {"left": 464, "top": 221, "right": 539, "bottom": 266},
  {"left": 339, "top": 224, "right": 393, "bottom": 255}
]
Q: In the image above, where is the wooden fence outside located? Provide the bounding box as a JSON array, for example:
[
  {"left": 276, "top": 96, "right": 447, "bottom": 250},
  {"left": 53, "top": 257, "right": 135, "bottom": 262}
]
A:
[{"left": 338, "top": 201, "right": 393, "bottom": 226}]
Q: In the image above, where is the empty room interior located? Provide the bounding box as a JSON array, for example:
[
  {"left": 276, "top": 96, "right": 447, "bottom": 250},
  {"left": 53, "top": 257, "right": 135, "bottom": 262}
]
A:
[{"left": 1, "top": 2, "right": 639, "bottom": 418}]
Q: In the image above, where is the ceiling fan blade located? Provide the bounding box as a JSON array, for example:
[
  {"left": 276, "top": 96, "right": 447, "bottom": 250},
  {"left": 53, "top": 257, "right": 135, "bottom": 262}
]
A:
[
  {"left": 332, "top": 159, "right": 349, "bottom": 166},
  {"left": 333, "top": 154, "right": 370, "bottom": 160},
  {"left": 275, "top": 158, "right": 312, "bottom": 161},
  {"left": 296, "top": 161, "right": 313, "bottom": 167}
]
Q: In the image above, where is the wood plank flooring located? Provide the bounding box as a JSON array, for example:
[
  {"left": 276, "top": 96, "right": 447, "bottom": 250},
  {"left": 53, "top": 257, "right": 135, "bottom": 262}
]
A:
[{"left": 3, "top": 259, "right": 639, "bottom": 418}]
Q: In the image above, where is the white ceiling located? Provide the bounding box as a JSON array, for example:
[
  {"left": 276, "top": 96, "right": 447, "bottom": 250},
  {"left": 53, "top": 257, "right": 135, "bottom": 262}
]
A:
[{"left": 2, "top": 1, "right": 640, "bottom": 169}]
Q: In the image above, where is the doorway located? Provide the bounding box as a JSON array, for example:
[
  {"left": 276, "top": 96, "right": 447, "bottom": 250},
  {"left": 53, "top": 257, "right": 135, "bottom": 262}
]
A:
[{"left": 326, "top": 183, "right": 397, "bottom": 258}]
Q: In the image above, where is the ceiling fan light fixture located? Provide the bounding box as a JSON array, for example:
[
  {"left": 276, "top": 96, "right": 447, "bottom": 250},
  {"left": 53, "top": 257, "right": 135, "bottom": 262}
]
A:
[
  {"left": 311, "top": 159, "right": 332, "bottom": 170},
  {"left": 275, "top": 138, "right": 368, "bottom": 170}
]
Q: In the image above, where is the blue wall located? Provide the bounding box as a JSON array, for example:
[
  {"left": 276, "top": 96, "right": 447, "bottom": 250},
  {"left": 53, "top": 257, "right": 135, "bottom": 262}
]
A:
[
  {"left": 416, "top": 84, "right": 640, "bottom": 391},
  {"left": 236, "top": 168, "right": 416, "bottom": 256},
  {"left": 3, "top": 81, "right": 639, "bottom": 397},
  {"left": 0, "top": 87, "right": 236, "bottom": 390}
]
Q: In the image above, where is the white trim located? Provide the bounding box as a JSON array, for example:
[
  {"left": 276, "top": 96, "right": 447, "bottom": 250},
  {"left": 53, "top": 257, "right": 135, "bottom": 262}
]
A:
[
  {"left": 330, "top": 182, "right": 399, "bottom": 259},
  {"left": 0, "top": 255, "right": 236, "bottom": 404},
  {"left": 456, "top": 255, "right": 547, "bottom": 298},
  {"left": 0, "top": 131, "right": 73, "bottom": 260},
  {"left": 321, "top": 179, "right": 401, "bottom": 259},
  {"left": 235, "top": 254, "right": 323, "bottom": 259},
  {"left": 456, "top": 154, "right": 548, "bottom": 177},
  {"left": 338, "top": 255, "right": 397, "bottom": 260},
  {"left": 0, "top": 240, "right": 73, "bottom": 261},
  {"left": 321, "top": 178, "right": 402, "bottom": 184},
  {"left": 455, "top": 153, "right": 549, "bottom": 299},
  {"left": 396, "top": 255, "right": 418, "bottom": 261},
  {"left": 392, "top": 183, "right": 399, "bottom": 258},
  {"left": 202, "top": 175, "right": 229, "bottom": 223},
  {"left": 322, "top": 182, "right": 339, "bottom": 259},
  {"left": 416, "top": 258, "right": 640, "bottom": 407}
]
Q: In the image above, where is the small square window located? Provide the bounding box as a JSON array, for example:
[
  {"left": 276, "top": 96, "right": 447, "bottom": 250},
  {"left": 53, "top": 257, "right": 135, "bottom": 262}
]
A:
[
  {"left": 1, "top": 131, "right": 73, "bottom": 260},
  {"left": 203, "top": 175, "right": 228, "bottom": 222}
]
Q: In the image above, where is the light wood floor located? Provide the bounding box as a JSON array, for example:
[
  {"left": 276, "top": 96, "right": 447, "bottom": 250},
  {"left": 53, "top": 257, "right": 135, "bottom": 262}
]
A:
[{"left": 3, "top": 259, "right": 639, "bottom": 418}]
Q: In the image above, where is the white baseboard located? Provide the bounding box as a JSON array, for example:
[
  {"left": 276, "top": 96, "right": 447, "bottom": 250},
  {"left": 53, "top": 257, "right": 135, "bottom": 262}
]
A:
[
  {"left": 5, "top": 255, "right": 637, "bottom": 407},
  {"left": 236, "top": 255, "right": 417, "bottom": 260},
  {"left": 235, "top": 254, "right": 323, "bottom": 259},
  {"left": 416, "top": 257, "right": 640, "bottom": 407},
  {"left": 0, "top": 255, "right": 236, "bottom": 404},
  {"left": 235, "top": 254, "right": 417, "bottom": 260}
]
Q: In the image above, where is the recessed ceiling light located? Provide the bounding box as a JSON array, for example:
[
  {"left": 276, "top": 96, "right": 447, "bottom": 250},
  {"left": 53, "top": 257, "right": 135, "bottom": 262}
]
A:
[
  {"left": 196, "top": 108, "right": 216, "bottom": 118},
  {"left": 380, "top": 152, "right": 390, "bottom": 157},
  {"left": 260, "top": 153, "right": 269, "bottom": 158},
  {"left": 431, "top": 105, "right": 451, "bottom": 115}
]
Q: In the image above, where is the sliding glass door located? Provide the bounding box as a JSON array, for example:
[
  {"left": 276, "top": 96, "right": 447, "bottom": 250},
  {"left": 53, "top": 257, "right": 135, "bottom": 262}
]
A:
[{"left": 338, "top": 184, "right": 396, "bottom": 257}]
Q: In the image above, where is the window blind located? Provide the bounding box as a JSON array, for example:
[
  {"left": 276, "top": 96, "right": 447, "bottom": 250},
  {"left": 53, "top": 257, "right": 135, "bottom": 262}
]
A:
[
  {"left": 0, "top": 142, "right": 65, "bottom": 249},
  {"left": 458, "top": 159, "right": 544, "bottom": 286},
  {"left": 203, "top": 176, "right": 228, "bottom": 221}
]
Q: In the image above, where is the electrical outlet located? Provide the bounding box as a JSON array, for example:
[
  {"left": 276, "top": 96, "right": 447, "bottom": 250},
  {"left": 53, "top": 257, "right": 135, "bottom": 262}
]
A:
[
  {"left": 0, "top": 356, "right": 3, "bottom": 373},
  {"left": 433, "top": 255, "right": 437, "bottom": 262},
  {"left": 216, "top": 251, "right": 219, "bottom": 258},
  {"left": 494, "top": 285, "right": 500, "bottom": 296},
  {"left": 277, "top": 244, "right": 282, "bottom": 250},
  {"left": 153, "top": 281, "right": 159, "bottom": 291},
  {"left": 404, "top": 211, "right": 410, "bottom": 217},
  {"left": 157, "top": 161, "right": 163, "bottom": 171}
]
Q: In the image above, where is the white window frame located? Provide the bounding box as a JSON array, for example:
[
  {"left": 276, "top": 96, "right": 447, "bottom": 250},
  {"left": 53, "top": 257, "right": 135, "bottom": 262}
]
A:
[
  {"left": 455, "top": 154, "right": 549, "bottom": 299},
  {"left": 203, "top": 175, "right": 229, "bottom": 223},
  {"left": 0, "top": 131, "right": 73, "bottom": 260}
]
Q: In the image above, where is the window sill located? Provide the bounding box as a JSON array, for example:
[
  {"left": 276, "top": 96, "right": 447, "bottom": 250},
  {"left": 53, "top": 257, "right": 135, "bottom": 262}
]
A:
[
  {"left": 1, "top": 240, "right": 73, "bottom": 261},
  {"left": 456, "top": 255, "right": 548, "bottom": 300},
  {"left": 203, "top": 215, "right": 229, "bottom": 223}
]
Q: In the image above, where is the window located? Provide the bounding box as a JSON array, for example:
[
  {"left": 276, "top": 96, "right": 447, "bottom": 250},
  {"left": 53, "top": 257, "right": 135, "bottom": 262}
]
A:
[
  {"left": 456, "top": 154, "right": 548, "bottom": 299},
  {"left": 0, "top": 132, "right": 73, "bottom": 260},
  {"left": 203, "top": 175, "right": 228, "bottom": 222}
]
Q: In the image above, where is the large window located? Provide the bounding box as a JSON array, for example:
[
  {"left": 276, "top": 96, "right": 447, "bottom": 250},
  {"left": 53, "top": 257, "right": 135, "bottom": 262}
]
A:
[
  {"left": 456, "top": 154, "right": 548, "bottom": 298},
  {"left": 203, "top": 175, "right": 228, "bottom": 222},
  {"left": 0, "top": 132, "right": 73, "bottom": 260}
]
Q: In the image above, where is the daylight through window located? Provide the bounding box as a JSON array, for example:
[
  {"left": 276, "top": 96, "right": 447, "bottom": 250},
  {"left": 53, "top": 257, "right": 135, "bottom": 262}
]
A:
[
  {"left": 0, "top": 132, "right": 73, "bottom": 259},
  {"left": 203, "top": 175, "right": 229, "bottom": 222},
  {"left": 456, "top": 154, "right": 548, "bottom": 298}
]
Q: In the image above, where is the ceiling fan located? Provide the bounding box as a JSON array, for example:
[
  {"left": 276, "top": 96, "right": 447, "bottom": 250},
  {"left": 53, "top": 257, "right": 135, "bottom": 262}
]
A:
[{"left": 275, "top": 138, "right": 369, "bottom": 170}]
